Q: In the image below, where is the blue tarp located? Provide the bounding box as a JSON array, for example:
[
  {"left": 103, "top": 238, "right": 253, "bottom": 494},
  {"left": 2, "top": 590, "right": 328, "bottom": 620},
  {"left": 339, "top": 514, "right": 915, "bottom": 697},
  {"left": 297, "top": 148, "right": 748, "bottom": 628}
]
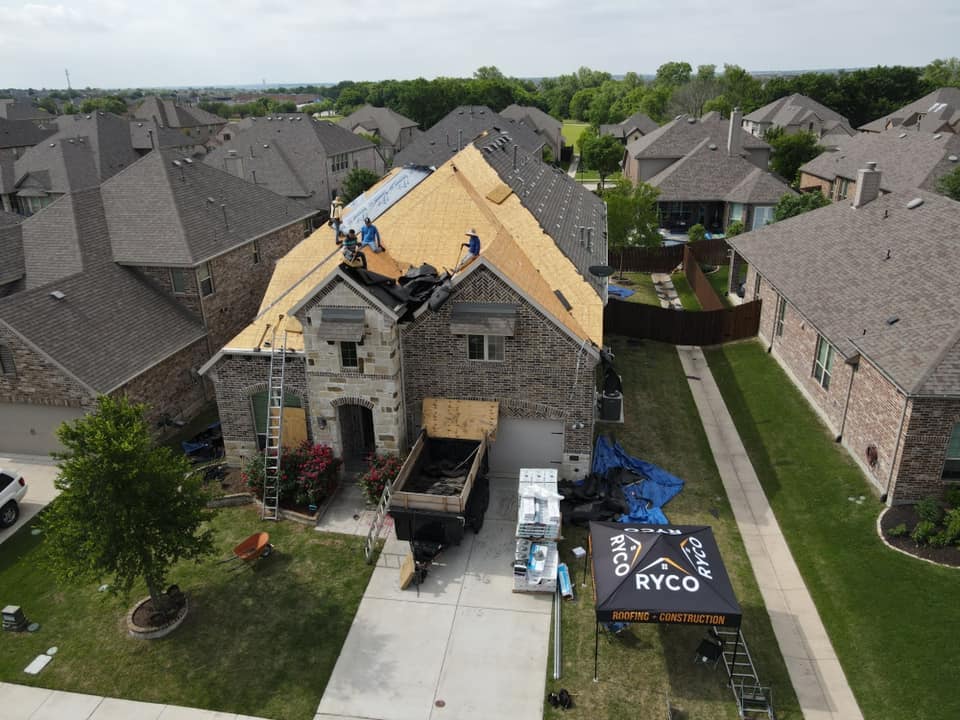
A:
[
  {"left": 591, "top": 434, "right": 684, "bottom": 525},
  {"left": 607, "top": 284, "right": 635, "bottom": 299}
]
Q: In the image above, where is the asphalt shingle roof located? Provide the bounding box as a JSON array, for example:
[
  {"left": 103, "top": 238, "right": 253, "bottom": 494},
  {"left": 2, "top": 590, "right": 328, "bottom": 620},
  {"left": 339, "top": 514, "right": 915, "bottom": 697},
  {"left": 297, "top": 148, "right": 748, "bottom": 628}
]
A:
[
  {"left": 134, "top": 96, "right": 226, "bottom": 129},
  {"left": 21, "top": 193, "right": 86, "bottom": 289},
  {"left": 104, "top": 149, "right": 316, "bottom": 266},
  {"left": 499, "top": 104, "right": 563, "bottom": 138},
  {"left": 744, "top": 93, "right": 849, "bottom": 128},
  {"left": 0, "top": 116, "right": 56, "bottom": 149},
  {"left": 130, "top": 119, "right": 201, "bottom": 150},
  {"left": 338, "top": 105, "right": 420, "bottom": 147},
  {"left": 601, "top": 111, "right": 660, "bottom": 139},
  {"left": 0, "top": 98, "right": 53, "bottom": 122},
  {"left": 800, "top": 128, "right": 960, "bottom": 194},
  {"left": 0, "top": 213, "right": 23, "bottom": 285},
  {"left": 728, "top": 189, "right": 960, "bottom": 396},
  {"left": 626, "top": 114, "right": 769, "bottom": 159},
  {"left": 393, "top": 106, "right": 545, "bottom": 168},
  {"left": 860, "top": 87, "right": 960, "bottom": 133}
]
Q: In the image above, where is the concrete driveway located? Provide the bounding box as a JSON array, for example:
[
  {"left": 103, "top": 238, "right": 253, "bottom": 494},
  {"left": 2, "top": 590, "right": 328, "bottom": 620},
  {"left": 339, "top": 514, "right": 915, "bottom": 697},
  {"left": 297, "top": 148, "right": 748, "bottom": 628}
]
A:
[
  {"left": 315, "top": 473, "right": 553, "bottom": 720},
  {"left": 0, "top": 453, "right": 60, "bottom": 545}
]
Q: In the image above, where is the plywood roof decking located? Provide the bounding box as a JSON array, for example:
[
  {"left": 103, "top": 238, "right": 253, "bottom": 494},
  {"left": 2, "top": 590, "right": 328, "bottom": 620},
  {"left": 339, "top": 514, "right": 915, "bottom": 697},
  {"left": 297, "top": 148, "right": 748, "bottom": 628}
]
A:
[{"left": 220, "top": 144, "right": 603, "bottom": 355}]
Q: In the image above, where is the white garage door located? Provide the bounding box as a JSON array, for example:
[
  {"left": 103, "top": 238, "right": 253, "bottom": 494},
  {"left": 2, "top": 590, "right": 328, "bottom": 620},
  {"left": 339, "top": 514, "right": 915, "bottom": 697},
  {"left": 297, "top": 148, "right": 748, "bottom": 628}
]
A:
[
  {"left": 488, "top": 417, "right": 564, "bottom": 475},
  {"left": 0, "top": 403, "right": 86, "bottom": 456}
]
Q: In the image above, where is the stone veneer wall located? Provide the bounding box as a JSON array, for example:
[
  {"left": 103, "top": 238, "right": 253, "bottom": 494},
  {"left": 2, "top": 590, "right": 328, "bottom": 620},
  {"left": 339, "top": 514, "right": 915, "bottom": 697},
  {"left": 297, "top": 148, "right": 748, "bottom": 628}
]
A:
[{"left": 400, "top": 266, "right": 597, "bottom": 479}]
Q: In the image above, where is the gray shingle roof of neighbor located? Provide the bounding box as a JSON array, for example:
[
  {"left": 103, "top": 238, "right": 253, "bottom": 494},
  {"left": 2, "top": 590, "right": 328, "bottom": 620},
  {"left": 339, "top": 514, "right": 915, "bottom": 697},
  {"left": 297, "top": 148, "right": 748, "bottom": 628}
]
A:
[
  {"left": 800, "top": 128, "right": 960, "bottom": 194},
  {"left": 626, "top": 113, "right": 769, "bottom": 159},
  {"left": 0, "top": 214, "right": 23, "bottom": 285},
  {"left": 205, "top": 114, "right": 375, "bottom": 210},
  {"left": 0, "top": 116, "right": 56, "bottom": 149},
  {"left": 475, "top": 129, "right": 608, "bottom": 297},
  {"left": 13, "top": 112, "right": 141, "bottom": 195},
  {"left": 744, "top": 93, "right": 850, "bottom": 128},
  {"left": 0, "top": 98, "right": 53, "bottom": 122},
  {"left": 129, "top": 119, "right": 201, "bottom": 150},
  {"left": 499, "top": 104, "right": 563, "bottom": 138},
  {"left": 859, "top": 87, "right": 960, "bottom": 132},
  {"left": 599, "top": 111, "right": 660, "bottom": 139},
  {"left": 133, "top": 96, "right": 226, "bottom": 129},
  {"left": 103, "top": 148, "right": 316, "bottom": 266},
  {"left": 728, "top": 188, "right": 960, "bottom": 396},
  {"left": 646, "top": 138, "right": 795, "bottom": 204},
  {"left": 0, "top": 191, "right": 206, "bottom": 394},
  {"left": 338, "top": 105, "right": 421, "bottom": 147},
  {"left": 393, "top": 106, "right": 545, "bottom": 168}
]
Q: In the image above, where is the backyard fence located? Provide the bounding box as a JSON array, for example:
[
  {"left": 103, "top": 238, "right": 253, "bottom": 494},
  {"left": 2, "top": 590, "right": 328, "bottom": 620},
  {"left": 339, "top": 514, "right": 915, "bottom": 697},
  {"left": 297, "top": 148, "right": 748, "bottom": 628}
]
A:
[
  {"left": 609, "top": 237, "right": 730, "bottom": 274},
  {"left": 682, "top": 245, "right": 725, "bottom": 311},
  {"left": 604, "top": 298, "right": 762, "bottom": 346}
]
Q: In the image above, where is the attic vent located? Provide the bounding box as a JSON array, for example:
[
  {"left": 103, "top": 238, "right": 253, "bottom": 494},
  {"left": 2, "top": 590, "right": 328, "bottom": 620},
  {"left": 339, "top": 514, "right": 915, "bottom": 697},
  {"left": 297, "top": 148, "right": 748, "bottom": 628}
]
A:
[
  {"left": 554, "top": 289, "right": 573, "bottom": 311},
  {"left": 950, "top": 155, "right": 959, "bottom": 163},
  {"left": 49, "top": 142, "right": 55, "bottom": 147},
  {"left": 933, "top": 133, "right": 942, "bottom": 140},
  {"left": 906, "top": 198, "right": 924, "bottom": 210},
  {"left": 886, "top": 316, "right": 900, "bottom": 326},
  {"left": 49, "top": 290, "right": 65, "bottom": 300},
  {"left": 184, "top": 158, "right": 193, "bottom": 164},
  {"left": 708, "top": 143, "right": 718, "bottom": 150},
  {"left": 137, "top": 122, "right": 143, "bottom": 127},
  {"left": 898, "top": 132, "right": 907, "bottom": 138},
  {"left": 687, "top": 117, "right": 696, "bottom": 124},
  {"left": 263, "top": 144, "right": 270, "bottom": 148},
  {"left": 172, "top": 160, "right": 181, "bottom": 166}
]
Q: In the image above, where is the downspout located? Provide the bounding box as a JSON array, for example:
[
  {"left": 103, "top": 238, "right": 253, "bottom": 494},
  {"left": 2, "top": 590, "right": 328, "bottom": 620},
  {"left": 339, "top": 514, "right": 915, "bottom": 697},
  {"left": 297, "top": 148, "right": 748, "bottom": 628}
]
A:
[
  {"left": 881, "top": 395, "right": 910, "bottom": 504},
  {"left": 397, "top": 322, "right": 410, "bottom": 453},
  {"left": 836, "top": 359, "right": 858, "bottom": 442},
  {"left": 767, "top": 284, "right": 777, "bottom": 353}
]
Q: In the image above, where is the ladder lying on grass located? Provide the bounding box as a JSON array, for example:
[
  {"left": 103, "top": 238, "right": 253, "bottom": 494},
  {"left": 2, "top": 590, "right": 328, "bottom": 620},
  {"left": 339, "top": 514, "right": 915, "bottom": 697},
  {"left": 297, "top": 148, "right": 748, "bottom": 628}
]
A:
[
  {"left": 261, "top": 330, "right": 287, "bottom": 521},
  {"left": 712, "top": 625, "right": 776, "bottom": 719},
  {"left": 363, "top": 480, "right": 393, "bottom": 564}
]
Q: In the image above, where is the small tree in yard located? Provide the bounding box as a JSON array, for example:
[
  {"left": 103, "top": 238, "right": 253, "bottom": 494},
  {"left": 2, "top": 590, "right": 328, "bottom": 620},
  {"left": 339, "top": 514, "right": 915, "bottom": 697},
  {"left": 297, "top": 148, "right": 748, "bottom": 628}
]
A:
[
  {"left": 603, "top": 178, "right": 661, "bottom": 277},
  {"left": 42, "top": 396, "right": 215, "bottom": 616},
  {"left": 773, "top": 189, "right": 831, "bottom": 222},
  {"left": 341, "top": 168, "right": 381, "bottom": 203},
  {"left": 765, "top": 127, "right": 823, "bottom": 185},
  {"left": 687, "top": 223, "right": 707, "bottom": 242},
  {"left": 580, "top": 130, "right": 624, "bottom": 191}
]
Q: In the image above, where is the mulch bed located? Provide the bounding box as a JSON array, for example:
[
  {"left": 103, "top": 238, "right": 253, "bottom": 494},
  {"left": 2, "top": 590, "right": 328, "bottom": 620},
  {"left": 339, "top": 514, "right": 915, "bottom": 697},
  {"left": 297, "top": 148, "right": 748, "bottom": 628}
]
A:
[
  {"left": 880, "top": 505, "right": 960, "bottom": 567},
  {"left": 131, "top": 595, "right": 186, "bottom": 629},
  {"left": 219, "top": 468, "right": 247, "bottom": 495}
]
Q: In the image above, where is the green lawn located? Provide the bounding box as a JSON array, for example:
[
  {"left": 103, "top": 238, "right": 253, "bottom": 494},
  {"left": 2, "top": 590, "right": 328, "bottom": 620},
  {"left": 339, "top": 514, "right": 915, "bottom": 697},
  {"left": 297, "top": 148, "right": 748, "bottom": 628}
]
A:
[
  {"left": 705, "top": 341, "right": 960, "bottom": 720},
  {"left": 562, "top": 120, "right": 590, "bottom": 149},
  {"left": 613, "top": 272, "right": 660, "bottom": 306},
  {"left": 544, "top": 339, "right": 800, "bottom": 720},
  {"left": 704, "top": 266, "right": 731, "bottom": 307},
  {"left": 0, "top": 506, "right": 375, "bottom": 720},
  {"left": 670, "top": 273, "right": 700, "bottom": 310}
]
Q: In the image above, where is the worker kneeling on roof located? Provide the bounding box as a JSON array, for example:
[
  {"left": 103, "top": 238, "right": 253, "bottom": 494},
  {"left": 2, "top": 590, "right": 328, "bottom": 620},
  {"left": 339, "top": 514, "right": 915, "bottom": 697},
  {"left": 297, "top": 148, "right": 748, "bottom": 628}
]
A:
[
  {"left": 360, "top": 217, "right": 384, "bottom": 253},
  {"left": 455, "top": 228, "right": 480, "bottom": 272},
  {"left": 341, "top": 228, "right": 367, "bottom": 269}
]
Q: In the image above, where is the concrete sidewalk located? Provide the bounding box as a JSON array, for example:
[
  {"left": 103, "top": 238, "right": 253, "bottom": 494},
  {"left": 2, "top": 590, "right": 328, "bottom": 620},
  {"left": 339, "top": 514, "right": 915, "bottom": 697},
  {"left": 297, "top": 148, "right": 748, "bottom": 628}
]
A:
[
  {"left": 2, "top": 682, "right": 270, "bottom": 720},
  {"left": 676, "top": 345, "right": 864, "bottom": 720}
]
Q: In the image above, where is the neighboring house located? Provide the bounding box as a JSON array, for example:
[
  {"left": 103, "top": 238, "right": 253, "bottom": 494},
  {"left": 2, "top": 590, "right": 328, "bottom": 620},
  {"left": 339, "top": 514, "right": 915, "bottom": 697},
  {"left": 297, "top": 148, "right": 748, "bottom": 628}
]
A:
[
  {"left": 0, "top": 98, "right": 53, "bottom": 124},
  {"left": 205, "top": 114, "right": 383, "bottom": 215},
  {"left": 393, "top": 105, "right": 545, "bottom": 167},
  {"left": 729, "top": 175, "right": 960, "bottom": 504},
  {"left": 600, "top": 111, "right": 660, "bottom": 145},
  {"left": 8, "top": 112, "right": 141, "bottom": 216},
  {"left": 742, "top": 93, "right": 853, "bottom": 139},
  {"left": 0, "top": 117, "right": 57, "bottom": 213},
  {"left": 859, "top": 87, "right": 960, "bottom": 134},
  {"left": 0, "top": 151, "right": 316, "bottom": 455},
  {"left": 201, "top": 130, "right": 607, "bottom": 482},
  {"left": 338, "top": 105, "right": 421, "bottom": 164},
  {"left": 624, "top": 110, "right": 771, "bottom": 187},
  {"left": 130, "top": 118, "right": 206, "bottom": 156},
  {"left": 799, "top": 128, "right": 960, "bottom": 201},
  {"left": 133, "top": 95, "right": 227, "bottom": 143},
  {"left": 500, "top": 104, "right": 564, "bottom": 160}
]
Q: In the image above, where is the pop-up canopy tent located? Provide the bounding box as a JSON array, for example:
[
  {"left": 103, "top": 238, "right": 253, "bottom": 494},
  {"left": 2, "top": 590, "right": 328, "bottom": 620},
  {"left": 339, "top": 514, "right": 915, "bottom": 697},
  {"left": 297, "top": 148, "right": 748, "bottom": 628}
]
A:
[{"left": 589, "top": 522, "right": 742, "bottom": 680}]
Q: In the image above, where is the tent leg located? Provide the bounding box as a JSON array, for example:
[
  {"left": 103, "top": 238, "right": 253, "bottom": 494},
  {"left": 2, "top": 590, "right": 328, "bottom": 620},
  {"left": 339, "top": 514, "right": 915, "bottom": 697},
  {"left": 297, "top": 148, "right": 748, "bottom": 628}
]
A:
[{"left": 593, "top": 622, "right": 600, "bottom": 682}]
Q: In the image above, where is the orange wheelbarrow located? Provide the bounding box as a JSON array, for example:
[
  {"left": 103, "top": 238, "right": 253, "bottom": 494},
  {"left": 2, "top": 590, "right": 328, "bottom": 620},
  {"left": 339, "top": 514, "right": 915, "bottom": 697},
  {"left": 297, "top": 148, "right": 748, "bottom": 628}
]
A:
[{"left": 218, "top": 532, "right": 273, "bottom": 571}]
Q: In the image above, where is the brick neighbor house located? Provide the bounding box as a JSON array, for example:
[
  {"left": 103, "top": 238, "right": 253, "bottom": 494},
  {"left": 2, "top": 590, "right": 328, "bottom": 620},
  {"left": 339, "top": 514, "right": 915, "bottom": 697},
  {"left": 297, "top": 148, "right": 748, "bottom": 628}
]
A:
[
  {"left": 728, "top": 170, "right": 960, "bottom": 504},
  {"left": 0, "top": 150, "right": 315, "bottom": 455},
  {"left": 0, "top": 116, "right": 57, "bottom": 213},
  {"left": 132, "top": 95, "right": 227, "bottom": 143},
  {"left": 338, "top": 105, "right": 422, "bottom": 165},
  {"left": 500, "top": 104, "right": 564, "bottom": 161},
  {"left": 741, "top": 93, "right": 853, "bottom": 140},
  {"left": 600, "top": 111, "right": 660, "bottom": 145},
  {"left": 201, "top": 129, "right": 607, "bottom": 480}
]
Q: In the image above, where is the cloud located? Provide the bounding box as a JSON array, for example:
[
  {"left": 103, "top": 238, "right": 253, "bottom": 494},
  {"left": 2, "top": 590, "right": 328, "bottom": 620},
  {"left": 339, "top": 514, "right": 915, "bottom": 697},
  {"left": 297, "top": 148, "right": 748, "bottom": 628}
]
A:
[{"left": 7, "top": 3, "right": 108, "bottom": 31}]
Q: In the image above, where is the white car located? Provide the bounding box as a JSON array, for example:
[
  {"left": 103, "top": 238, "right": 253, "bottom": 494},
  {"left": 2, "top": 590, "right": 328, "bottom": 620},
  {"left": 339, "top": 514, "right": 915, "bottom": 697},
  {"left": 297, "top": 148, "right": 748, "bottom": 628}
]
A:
[{"left": 0, "top": 469, "right": 27, "bottom": 528}]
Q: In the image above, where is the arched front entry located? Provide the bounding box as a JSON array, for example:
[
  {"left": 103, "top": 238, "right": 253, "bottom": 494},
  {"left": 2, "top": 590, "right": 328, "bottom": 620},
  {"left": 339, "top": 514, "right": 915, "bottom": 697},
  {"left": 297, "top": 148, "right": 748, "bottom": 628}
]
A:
[{"left": 338, "top": 403, "right": 375, "bottom": 469}]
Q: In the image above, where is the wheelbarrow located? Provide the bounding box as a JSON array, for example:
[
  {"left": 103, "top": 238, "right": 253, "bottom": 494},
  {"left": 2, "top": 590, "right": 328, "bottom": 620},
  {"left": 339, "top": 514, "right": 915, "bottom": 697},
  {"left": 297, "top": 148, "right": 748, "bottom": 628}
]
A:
[{"left": 218, "top": 532, "right": 273, "bottom": 571}]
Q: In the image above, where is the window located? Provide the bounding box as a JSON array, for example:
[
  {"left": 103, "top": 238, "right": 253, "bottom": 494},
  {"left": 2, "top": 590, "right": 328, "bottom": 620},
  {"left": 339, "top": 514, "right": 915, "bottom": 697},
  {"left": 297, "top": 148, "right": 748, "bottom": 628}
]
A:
[
  {"left": 0, "top": 344, "right": 15, "bottom": 377},
  {"left": 753, "top": 272, "right": 761, "bottom": 299},
  {"left": 835, "top": 177, "right": 850, "bottom": 201},
  {"left": 251, "top": 391, "right": 302, "bottom": 450},
  {"left": 198, "top": 262, "right": 214, "bottom": 296},
  {"left": 943, "top": 424, "right": 960, "bottom": 481},
  {"left": 252, "top": 239, "right": 261, "bottom": 265},
  {"left": 775, "top": 295, "right": 787, "bottom": 337},
  {"left": 729, "top": 203, "right": 745, "bottom": 222},
  {"left": 813, "top": 335, "right": 835, "bottom": 390},
  {"left": 170, "top": 268, "right": 187, "bottom": 294},
  {"left": 331, "top": 153, "right": 349, "bottom": 172},
  {"left": 340, "top": 341, "right": 359, "bottom": 369},
  {"left": 467, "top": 335, "right": 504, "bottom": 361},
  {"left": 17, "top": 194, "right": 55, "bottom": 216},
  {"left": 751, "top": 205, "right": 774, "bottom": 230}
]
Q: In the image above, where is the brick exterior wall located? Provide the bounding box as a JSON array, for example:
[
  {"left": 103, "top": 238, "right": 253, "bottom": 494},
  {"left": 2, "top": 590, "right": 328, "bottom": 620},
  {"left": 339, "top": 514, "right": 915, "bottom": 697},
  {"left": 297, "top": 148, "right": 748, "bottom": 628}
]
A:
[
  {"left": 798, "top": 173, "right": 832, "bottom": 196},
  {"left": 400, "top": 266, "right": 597, "bottom": 479},
  {"left": 0, "top": 324, "right": 94, "bottom": 408},
  {"left": 892, "top": 397, "right": 960, "bottom": 503},
  {"left": 137, "top": 265, "right": 203, "bottom": 319}
]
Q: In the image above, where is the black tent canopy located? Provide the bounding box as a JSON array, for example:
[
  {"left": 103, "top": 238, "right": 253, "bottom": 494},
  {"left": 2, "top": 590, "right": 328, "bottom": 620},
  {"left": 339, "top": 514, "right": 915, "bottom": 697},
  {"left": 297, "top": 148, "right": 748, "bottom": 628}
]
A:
[{"left": 589, "top": 522, "right": 742, "bottom": 680}]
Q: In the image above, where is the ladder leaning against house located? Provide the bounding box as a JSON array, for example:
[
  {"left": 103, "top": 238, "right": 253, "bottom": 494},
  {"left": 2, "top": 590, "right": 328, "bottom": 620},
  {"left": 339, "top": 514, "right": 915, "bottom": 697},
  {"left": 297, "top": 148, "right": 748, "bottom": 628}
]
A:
[{"left": 261, "top": 329, "right": 288, "bottom": 521}]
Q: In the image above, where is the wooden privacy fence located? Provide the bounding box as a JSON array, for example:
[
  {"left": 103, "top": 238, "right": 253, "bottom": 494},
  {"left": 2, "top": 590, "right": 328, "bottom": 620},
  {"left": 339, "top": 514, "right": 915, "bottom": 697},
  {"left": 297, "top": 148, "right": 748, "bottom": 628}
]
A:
[
  {"left": 683, "top": 245, "right": 724, "bottom": 311},
  {"left": 609, "top": 237, "right": 730, "bottom": 274},
  {"left": 604, "top": 298, "right": 762, "bottom": 346}
]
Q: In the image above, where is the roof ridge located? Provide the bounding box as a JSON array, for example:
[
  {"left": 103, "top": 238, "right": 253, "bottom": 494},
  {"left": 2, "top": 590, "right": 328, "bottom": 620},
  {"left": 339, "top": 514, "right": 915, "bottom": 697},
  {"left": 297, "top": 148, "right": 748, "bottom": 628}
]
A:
[{"left": 907, "top": 321, "right": 960, "bottom": 395}]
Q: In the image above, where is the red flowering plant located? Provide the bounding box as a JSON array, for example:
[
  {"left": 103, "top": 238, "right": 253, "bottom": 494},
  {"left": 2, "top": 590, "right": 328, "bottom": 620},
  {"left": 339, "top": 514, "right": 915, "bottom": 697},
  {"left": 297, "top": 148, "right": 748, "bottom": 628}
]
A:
[
  {"left": 242, "top": 441, "right": 342, "bottom": 508},
  {"left": 357, "top": 452, "right": 406, "bottom": 506}
]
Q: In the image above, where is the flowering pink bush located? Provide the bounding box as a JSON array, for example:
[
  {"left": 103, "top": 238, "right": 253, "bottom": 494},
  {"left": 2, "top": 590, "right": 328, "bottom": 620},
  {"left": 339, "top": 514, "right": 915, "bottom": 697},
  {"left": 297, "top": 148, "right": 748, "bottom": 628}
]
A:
[
  {"left": 243, "top": 441, "right": 342, "bottom": 507},
  {"left": 358, "top": 452, "right": 406, "bottom": 505}
]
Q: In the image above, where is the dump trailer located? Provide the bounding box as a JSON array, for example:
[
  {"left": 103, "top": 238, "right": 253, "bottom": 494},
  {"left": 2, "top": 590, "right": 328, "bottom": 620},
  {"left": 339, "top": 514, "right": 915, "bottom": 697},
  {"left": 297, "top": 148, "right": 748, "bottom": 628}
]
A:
[{"left": 389, "top": 399, "right": 497, "bottom": 552}]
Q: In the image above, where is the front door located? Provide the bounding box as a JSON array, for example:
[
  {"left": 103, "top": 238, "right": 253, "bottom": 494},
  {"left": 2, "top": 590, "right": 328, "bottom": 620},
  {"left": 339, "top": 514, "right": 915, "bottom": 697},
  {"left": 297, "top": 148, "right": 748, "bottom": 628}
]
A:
[{"left": 338, "top": 404, "right": 375, "bottom": 469}]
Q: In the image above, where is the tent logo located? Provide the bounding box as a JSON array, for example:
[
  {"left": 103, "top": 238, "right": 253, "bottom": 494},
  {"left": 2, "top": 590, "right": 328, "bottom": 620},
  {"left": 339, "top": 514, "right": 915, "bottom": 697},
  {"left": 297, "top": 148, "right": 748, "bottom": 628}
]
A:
[
  {"left": 634, "top": 557, "right": 700, "bottom": 592},
  {"left": 609, "top": 533, "right": 644, "bottom": 577},
  {"left": 680, "top": 536, "right": 714, "bottom": 580}
]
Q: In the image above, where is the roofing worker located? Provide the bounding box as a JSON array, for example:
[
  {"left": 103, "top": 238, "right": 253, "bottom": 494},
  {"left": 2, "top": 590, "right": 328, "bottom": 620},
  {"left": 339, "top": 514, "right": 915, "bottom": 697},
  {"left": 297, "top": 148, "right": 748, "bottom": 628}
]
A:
[
  {"left": 455, "top": 228, "right": 481, "bottom": 272},
  {"left": 329, "top": 196, "right": 344, "bottom": 239},
  {"left": 360, "top": 216, "right": 384, "bottom": 253},
  {"left": 341, "top": 228, "right": 366, "bottom": 268}
]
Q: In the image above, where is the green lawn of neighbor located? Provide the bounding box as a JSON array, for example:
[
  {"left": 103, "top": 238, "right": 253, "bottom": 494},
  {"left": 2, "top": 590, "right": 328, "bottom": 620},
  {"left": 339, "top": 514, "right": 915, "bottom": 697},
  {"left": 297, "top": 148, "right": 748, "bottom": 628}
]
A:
[
  {"left": 562, "top": 120, "right": 590, "bottom": 149},
  {"left": 670, "top": 272, "right": 700, "bottom": 310},
  {"left": 0, "top": 506, "right": 375, "bottom": 720},
  {"left": 614, "top": 272, "right": 660, "bottom": 306},
  {"left": 544, "top": 339, "right": 800, "bottom": 720},
  {"left": 704, "top": 265, "right": 731, "bottom": 307},
  {"left": 705, "top": 340, "right": 960, "bottom": 720}
]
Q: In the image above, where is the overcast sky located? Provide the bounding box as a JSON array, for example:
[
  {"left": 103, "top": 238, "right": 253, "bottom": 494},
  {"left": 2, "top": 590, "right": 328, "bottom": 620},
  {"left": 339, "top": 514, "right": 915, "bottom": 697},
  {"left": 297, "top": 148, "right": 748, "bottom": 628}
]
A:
[{"left": 1, "top": 0, "right": 958, "bottom": 89}]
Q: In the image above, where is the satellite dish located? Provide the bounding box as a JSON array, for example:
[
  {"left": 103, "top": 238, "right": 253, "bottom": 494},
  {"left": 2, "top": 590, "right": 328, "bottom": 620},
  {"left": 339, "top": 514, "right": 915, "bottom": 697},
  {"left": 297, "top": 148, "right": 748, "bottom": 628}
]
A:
[{"left": 589, "top": 265, "right": 615, "bottom": 278}]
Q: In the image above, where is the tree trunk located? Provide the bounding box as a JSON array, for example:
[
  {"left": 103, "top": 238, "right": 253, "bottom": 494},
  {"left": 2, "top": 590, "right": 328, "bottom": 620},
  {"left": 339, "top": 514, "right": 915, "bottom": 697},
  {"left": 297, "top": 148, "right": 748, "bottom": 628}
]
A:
[{"left": 146, "top": 578, "right": 170, "bottom": 615}]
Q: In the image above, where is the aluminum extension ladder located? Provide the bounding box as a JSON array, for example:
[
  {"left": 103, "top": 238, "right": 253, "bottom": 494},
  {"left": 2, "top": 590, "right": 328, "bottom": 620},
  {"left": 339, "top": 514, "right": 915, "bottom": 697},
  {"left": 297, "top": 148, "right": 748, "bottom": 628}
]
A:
[
  {"left": 363, "top": 480, "right": 393, "bottom": 564},
  {"left": 713, "top": 625, "right": 776, "bottom": 719},
  {"left": 261, "top": 330, "right": 287, "bottom": 521}
]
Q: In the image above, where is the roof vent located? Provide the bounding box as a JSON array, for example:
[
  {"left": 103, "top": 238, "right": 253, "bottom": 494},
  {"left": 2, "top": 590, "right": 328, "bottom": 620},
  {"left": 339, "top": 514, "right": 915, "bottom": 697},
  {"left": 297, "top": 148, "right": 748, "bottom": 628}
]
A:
[
  {"left": 886, "top": 316, "right": 900, "bottom": 326},
  {"left": 708, "top": 143, "right": 718, "bottom": 150},
  {"left": 898, "top": 132, "right": 907, "bottom": 138},
  {"left": 687, "top": 117, "right": 696, "bottom": 124},
  {"left": 49, "top": 290, "right": 65, "bottom": 300},
  {"left": 137, "top": 122, "right": 143, "bottom": 127},
  {"left": 554, "top": 289, "right": 573, "bottom": 311},
  {"left": 950, "top": 155, "right": 959, "bottom": 162},
  {"left": 263, "top": 143, "right": 270, "bottom": 148},
  {"left": 906, "top": 198, "right": 924, "bottom": 209},
  {"left": 933, "top": 133, "right": 942, "bottom": 140},
  {"left": 49, "top": 142, "right": 55, "bottom": 147},
  {"left": 172, "top": 160, "right": 181, "bottom": 167}
]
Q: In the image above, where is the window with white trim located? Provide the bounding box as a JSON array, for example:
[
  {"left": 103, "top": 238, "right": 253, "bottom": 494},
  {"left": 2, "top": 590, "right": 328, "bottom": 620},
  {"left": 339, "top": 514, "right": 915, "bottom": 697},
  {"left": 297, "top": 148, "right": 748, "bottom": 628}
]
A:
[
  {"left": 340, "top": 341, "right": 359, "bottom": 369},
  {"left": 835, "top": 177, "right": 850, "bottom": 201},
  {"left": 775, "top": 294, "right": 787, "bottom": 337},
  {"left": 198, "top": 262, "right": 214, "bottom": 296},
  {"left": 813, "top": 335, "right": 834, "bottom": 390},
  {"left": 467, "top": 335, "right": 504, "bottom": 361},
  {"left": 943, "top": 423, "right": 960, "bottom": 481},
  {"left": 0, "top": 344, "right": 16, "bottom": 377},
  {"left": 331, "top": 153, "right": 349, "bottom": 172}
]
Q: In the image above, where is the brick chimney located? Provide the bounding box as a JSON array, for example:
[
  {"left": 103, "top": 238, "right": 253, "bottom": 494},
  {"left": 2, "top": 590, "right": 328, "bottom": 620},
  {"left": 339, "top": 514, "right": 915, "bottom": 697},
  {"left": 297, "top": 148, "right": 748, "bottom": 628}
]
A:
[
  {"left": 852, "top": 162, "right": 881, "bottom": 208},
  {"left": 727, "top": 107, "right": 743, "bottom": 156}
]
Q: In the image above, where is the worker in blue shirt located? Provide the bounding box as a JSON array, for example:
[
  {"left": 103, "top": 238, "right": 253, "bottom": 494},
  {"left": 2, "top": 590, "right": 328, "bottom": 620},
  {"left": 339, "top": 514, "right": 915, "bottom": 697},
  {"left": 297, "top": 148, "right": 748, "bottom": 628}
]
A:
[
  {"left": 455, "top": 228, "right": 481, "bottom": 271},
  {"left": 360, "top": 217, "right": 384, "bottom": 252}
]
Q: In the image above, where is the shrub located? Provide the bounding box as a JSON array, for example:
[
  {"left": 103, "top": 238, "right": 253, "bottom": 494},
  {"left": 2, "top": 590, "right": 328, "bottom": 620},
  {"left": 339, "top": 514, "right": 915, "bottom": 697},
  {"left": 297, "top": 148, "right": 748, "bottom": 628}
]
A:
[
  {"left": 358, "top": 452, "right": 406, "bottom": 506},
  {"left": 911, "top": 520, "right": 937, "bottom": 546},
  {"left": 915, "top": 497, "right": 943, "bottom": 525},
  {"left": 886, "top": 523, "right": 909, "bottom": 538},
  {"left": 242, "top": 441, "right": 341, "bottom": 507},
  {"left": 943, "top": 508, "right": 960, "bottom": 544},
  {"left": 928, "top": 531, "right": 952, "bottom": 549},
  {"left": 944, "top": 486, "right": 960, "bottom": 509},
  {"left": 687, "top": 223, "right": 706, "bottom": 242},
  {"left": 725, "top": 220, "right": 744, "bottom": 237}
]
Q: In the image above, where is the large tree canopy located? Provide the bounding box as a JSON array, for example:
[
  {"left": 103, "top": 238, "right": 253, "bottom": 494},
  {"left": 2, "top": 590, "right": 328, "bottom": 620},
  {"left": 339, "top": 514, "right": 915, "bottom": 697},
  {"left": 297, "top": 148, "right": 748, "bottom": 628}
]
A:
[
  {"left": 765, "top": 127, "right": 824, "bottom": 185},
  {"left": 604, "top": 178, "right": 662, "bottom": 255},
  {"left": 773, "top": 189, "right": 831, "bottom": 222}
]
